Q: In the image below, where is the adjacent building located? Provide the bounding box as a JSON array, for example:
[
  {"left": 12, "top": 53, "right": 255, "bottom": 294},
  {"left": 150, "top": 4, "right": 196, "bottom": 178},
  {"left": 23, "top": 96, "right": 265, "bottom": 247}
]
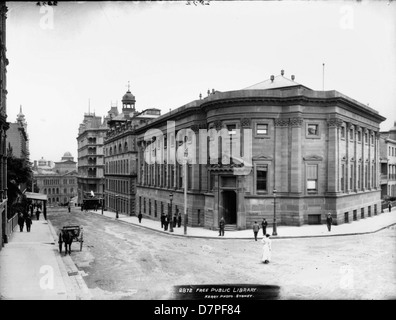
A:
[
  {"left": 33, "top": 152, "right": 78, "bottom": 206},
  {"left": 380, "top": 122, "right": 396, "bottom": 198},
  {"left": 0, "top": 1, "right": 8, "bottom": 250},
  {"left": 103, "top": 86, "right": 160, "bottom": 215},
  {"left": 76, "top": 112, "right": 108, "bottom": 205},
  {"left": 6, "top": 105, "right": 29, "bottom": 159}
]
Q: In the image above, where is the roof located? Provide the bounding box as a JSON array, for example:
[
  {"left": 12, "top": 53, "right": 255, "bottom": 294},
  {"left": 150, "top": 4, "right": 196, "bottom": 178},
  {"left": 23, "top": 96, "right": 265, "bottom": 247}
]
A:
[
  {"left": 24, "top": 192, "right": 48, "bottom": 201},
  {"left": 243, "top": 74, "right": 311, "bottom": 91}
]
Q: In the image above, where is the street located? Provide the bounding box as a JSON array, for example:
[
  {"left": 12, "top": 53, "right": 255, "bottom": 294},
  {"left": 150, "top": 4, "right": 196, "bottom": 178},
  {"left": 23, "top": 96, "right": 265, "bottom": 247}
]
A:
[{"left": 49, "top": 207, "right": 396, "bottom": 300}]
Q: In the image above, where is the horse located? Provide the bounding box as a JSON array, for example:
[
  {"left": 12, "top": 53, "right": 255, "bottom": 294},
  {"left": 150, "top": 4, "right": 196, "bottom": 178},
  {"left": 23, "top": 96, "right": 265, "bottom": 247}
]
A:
[{"left": 59, "top": 230, "right": 73, "bottom": 255}]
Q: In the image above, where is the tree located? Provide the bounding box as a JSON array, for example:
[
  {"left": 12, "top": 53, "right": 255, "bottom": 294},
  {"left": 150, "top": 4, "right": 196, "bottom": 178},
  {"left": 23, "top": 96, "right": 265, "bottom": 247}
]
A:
[{"left": 7, "top": 155, "right": 33, "bottom": 218}]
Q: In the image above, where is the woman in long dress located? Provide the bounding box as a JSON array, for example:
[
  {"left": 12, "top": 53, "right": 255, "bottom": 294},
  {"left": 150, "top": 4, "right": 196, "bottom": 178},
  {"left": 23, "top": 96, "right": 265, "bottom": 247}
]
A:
[{"left": 261, "top": 234, "right": 272, "bottom": 264}]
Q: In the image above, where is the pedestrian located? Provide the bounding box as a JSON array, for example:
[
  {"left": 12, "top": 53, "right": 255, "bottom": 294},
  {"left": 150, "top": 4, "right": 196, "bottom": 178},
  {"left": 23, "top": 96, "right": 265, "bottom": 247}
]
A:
[
  {"left": 25, "top": 215, "right": 32, "bottom": 232},
  {"left": 18, "top": 212, "right": 25, "bottom": 232},
  {"left": 164, "top": 215, "right": 169, "bottom": 231},
  {"left": 173, "top": 214, "right": 177, "bottom": 228},
  {"left": 138, "top": 212, "right": 143, "bottom": 223},
  {"left": 177, "top": 213, "right": 182, "bottom": 228},
  {"left": 326, "top": 213, "right": 333, "bottom": 232},
  {"left": 68, "top": 204, "right": 71, "bottom": 213},
  {"left": 161, "top": 212, "right": 166, "bottom": 228},
  {"left": 261, "top": 218, "right": 268, "bottom": 236},
  {"left": 252, "top": 221, "right": 260, "bottom": 241},
  {"left": 389, "top": 203, "right": 392, "bottom": 213},
  {"left": 35, "top": 209, "right": 41, "bottom": 221},
  {"left": 219, "top": 216, "right": 225, "bottom": 236},
  {"left": 261, "top": 234, "right": 272, "bottom": 264}
]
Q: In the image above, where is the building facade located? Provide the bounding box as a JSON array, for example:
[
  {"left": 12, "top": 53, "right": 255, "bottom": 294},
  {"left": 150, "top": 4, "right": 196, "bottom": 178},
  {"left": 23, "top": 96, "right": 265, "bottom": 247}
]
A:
[
  {"left": 103, "top": 86, "right": 160, "bottom": 215},
  {"left": 132, "top": 71, "right": 386, "bottom": 229},
  {"left": 0, "top": 2, "right": 8, "bottom": 250},
  {"left": 33, "top": 152, "right": 78, "bottom": 206},
  {"left": 380, "top": 122, "right": 396, "bottom": 198},
  {"left": 77, "top": 112, "right": 108, "bottom": 204},
  {"left": 6, "top": 105, "right": 29, "bottom": 159}
]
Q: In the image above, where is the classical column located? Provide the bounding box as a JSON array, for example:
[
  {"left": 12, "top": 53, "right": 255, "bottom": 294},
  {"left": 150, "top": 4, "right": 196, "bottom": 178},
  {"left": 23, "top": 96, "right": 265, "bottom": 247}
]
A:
[
  {"left": 327, "top": 118, "right": 342, "bottom": 194},
  {"left": 274, "top": 118, "right": 289, "bottom": 194},
  {"left": 289, "top": 117, "right": 303, "bottom": 194},
  {"left": 354, "top": 125, "right": 360, "bottom": 192}
]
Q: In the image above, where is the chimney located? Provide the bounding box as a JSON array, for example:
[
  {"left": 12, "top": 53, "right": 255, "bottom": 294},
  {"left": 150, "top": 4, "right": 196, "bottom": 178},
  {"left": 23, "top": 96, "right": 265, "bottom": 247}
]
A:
[
  {"left": 270, "top": 75, "right": 274, "bottom": 82},
  {"left": 291, "top": 75, "right": 295, "bottom": 81},
  {"left": 281, "top": 70, "right": 284, "bottom": 76}
]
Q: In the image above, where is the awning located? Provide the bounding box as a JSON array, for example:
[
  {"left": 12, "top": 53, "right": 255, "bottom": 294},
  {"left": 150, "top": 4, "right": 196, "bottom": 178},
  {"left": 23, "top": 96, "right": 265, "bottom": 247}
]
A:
[{"left": 24, "top": 192, "right": 48, "bottom": 201}]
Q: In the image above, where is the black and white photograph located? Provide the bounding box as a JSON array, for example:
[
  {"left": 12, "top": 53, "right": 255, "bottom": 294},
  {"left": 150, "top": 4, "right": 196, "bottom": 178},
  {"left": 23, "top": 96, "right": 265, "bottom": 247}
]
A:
[{"left": 0, "top": 0, "right": 396, "bottom": 307}]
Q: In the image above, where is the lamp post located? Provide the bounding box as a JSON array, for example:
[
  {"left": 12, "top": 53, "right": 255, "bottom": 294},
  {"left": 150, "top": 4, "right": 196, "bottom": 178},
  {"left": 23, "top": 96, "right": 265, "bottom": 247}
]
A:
[
  {"left": 272, "top": 189, "right": 278, "bottom": 236},
  {"left": 169, "top": 192, "right": 173, "bottom": 232},
  {"left": 184, "top": 148, "right": 188, "bottom": 235},
  {"left": 115, "top": 194, "right": 119, "bottom": 219}
]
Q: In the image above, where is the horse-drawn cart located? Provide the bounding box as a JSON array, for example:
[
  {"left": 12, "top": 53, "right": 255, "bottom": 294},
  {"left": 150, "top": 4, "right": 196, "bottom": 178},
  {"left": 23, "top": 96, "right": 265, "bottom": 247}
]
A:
[{"left": 58, "top": 225, "right": 83, "bottom": 255}]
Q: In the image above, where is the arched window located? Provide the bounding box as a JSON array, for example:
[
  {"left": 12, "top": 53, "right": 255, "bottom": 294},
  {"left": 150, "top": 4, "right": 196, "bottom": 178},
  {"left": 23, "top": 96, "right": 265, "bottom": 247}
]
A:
[
  {"left": 124, "top": 142, "right": 128, "bottom": 152},
  {"left": 48, "top": 189, "right": 51, "bottom": 195},
  {"left": 119, "top": 143, "right": 122, "bottom": 153},
  {"left": 44, "top": 188, "right": 47, "bottom": 194},
  {"left": 110, "top": 147, "right": 113, "bottom": 155}
]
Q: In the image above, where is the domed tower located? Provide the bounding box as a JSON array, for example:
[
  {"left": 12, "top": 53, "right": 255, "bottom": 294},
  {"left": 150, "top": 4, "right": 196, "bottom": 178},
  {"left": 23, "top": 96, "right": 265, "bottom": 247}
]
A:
[
  {"left": 122, "top": 81, "right": 136, "bottom": 113},
  {"left": 61, "top": 151, "right": 74, "bottom": 162}
]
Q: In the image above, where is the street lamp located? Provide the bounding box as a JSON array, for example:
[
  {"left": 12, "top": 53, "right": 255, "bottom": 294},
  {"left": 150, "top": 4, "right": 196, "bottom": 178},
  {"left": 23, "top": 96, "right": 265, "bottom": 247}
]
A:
[
  {"left": 115, "top": 194, "right": 119, "bottom": 219},
  {"left": 169, "top": 192, "right": 174, "bottom": 232},
  {"left": 272, "top": 189, "right": 278, "bottom": 236},
  {"left": 184, "top": 148, "right": 188, "bottom": 235}
]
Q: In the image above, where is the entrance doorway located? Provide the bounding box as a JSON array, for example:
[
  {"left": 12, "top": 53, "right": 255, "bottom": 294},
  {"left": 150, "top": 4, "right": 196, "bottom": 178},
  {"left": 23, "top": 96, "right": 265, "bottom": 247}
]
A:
[{"left": 221, "top": 190, "right": 237, "bottom": 224}]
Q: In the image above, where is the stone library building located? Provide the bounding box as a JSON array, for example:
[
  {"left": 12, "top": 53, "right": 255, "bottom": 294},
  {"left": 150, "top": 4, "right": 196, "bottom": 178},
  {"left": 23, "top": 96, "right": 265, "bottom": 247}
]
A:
[{"left": 104, "top": 71, "right": 386, "bottom": 230}]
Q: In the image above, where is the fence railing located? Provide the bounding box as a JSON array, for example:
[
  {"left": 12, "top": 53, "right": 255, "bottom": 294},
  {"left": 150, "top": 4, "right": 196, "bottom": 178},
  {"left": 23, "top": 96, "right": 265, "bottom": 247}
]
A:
[{"left": 4, "top": 212, "right": 19, "bottom": 243}]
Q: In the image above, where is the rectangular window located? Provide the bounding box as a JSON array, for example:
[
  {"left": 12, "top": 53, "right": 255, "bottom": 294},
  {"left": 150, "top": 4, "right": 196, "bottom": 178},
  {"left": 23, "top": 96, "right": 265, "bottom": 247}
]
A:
[
  {"left": 353, "top": 210, "right": 357, "bottom": 221},
  {"left": 357, "top": 131, "right": 361, "bottom": 142},
  {"left": 368, "top": 206, "right": 371, "bottom": 217},
  {"left": 374, "top": 204, "right": 377, "bottom": 215},
  {"left": 307, "top": 124, "right": 318, "bottom": 136},
  {"left": 154, "top": 200, "right": 157, "bottom": 218},
  {"left": 149, "top": 199, "right": 151, "bottom": 216},
  {"left": 350, "top": 164, "right": 354, "bottom": 190},
  {"left": 256, "top": 166, "right": 268, "bottom": 192},
  {"left": 365, "top": 132, "right": 368, "bottom": 143},
  {"left": 256, "top": 124, "right": 268, "bottom": 135},
  {"left": 350, "top": 128, "right": 354, "bottom": 141},
  {"left": 307, "top": 165, "right": 318, "bottom": 192},
  {"left": 361, "top": 208, "right": 364, "bottom": 219},
  {"left": 139, "top": 196, "right": 141, "bottom": 214},
  {"left": 341, "top": 164, "right": 345, "bottom": 192},
  {"left": 341, "top": 126, "right": 345, "bottom": 138},
  {"left": 344, "top": 212, "right": 349, "bottom": 223}
]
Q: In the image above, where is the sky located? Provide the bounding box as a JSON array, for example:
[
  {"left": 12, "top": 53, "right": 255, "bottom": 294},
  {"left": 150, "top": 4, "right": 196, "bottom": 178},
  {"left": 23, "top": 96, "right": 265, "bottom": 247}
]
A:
[{"left": 5, "top": 0, "right": 396, "bottom": 162}]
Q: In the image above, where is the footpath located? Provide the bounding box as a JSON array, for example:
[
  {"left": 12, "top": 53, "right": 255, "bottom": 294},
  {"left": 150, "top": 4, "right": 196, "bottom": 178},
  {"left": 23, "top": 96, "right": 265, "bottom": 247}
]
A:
[
  {"left": 0, "top": 218, "right": 91, "bottom": 300},
  {"left": 88, "top": 206, "right": 396, "bottom": 239},
  {"left": 1, "top": 206, "right": 395, "bottom": 300}
]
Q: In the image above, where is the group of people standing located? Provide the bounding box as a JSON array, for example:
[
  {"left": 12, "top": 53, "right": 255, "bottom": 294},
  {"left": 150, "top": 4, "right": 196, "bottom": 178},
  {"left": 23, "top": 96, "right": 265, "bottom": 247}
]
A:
[
  {"left": 160, "top": 212, "right": 182, "bottom": 231},
  {"left": 17, "top": 212, "right": 33, "bottom": 232},
  {"left": 17, "top": 204, "right": 45, "bottom": 233},
  {"left": 252, "top": 218, "right": 268, "bottom": 241}
]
